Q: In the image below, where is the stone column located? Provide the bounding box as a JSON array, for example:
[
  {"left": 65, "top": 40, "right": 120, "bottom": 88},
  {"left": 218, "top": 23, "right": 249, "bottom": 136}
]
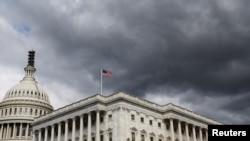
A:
[
  {"left": 170, "top": 118, "right": 175, "bottom": 141},
  {"left": 32, "top": 131, "right": 36, "bottom": 141},
  {"left": 185, "top": 123, "right": 190, "bottom": 141},
  {"left": 45, "top": 127, "right": 48, "bottom": 141},
  {"left": 80, "top": 115, "right": 83, "bottom": 141},
  {"left": 178, "top": 120, "right": 182, "bottom": 141},
  {"left": 199, "top": 127, "right": 203, "bottom": 141},
  {"left": 38, "top": 129, "right": 41, "bottom": 141},
  {"left": 96, "top": 111, "right": 100, "bottom": 141},
  {"left": 58, "top": 122, "right": 61, "bottom": 141},
  {"left": 19, "top": 123, "right": 22, "bottom": 138},
  {"left": 192, "top": 125, "right": 197, "bottom": 141},
  {"left": 12, "top": 123, "right": 16, "bottom": 139},
  {"left": 88, "top": 113, "right": 91, "bottom": 141},
  {"left": 0, "top": 124, "right": 3, "bottom": 139},
  {"left": 105, "top": 112, "right": 108, "bottom": 141},
  {"left": 205, "top": 129, "right": 208, "bottom": 141},
  {"left": 51, "top": 125, "right": 55, "bottom": 141},
  {"left": 9, "top": 124, "right": 13, "bottom": 138},
  {"left": 72, "top": 117, "right": 76, "bottom": 141},
  {"left": 3, "top": 125, "right": 6, "bottom": 139},
  {"left": 6, "top": 123, "right": 9, "bottom": 139},
  {"left": 25, "top": 124, "right": 29, "bottom": 139},
  {"left": 64, "top": 120, "right": 68, "bottom": 141}
]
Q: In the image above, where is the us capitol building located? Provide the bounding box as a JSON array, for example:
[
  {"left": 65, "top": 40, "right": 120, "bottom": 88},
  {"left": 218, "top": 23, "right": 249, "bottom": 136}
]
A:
[{"left": 0, "top": 51, "right": 221, "bottom": 141}]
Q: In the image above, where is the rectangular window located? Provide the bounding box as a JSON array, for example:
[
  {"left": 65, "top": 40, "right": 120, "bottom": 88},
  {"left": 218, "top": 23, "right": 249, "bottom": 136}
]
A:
[
  {"left": 109, "top": 132, "right": 112, "bottom": 141},
  {"left": 141, "top": 117, "right": 144, "bottom": 123},
  {"left": 174, "top": 127, "right": 177, "bottom": 132},
  {"left": 149, "top": 120, "right": 153, "bottom": 125},
  {"left": 166, "top": 124, "right": 169, "bottom": 130},
  {"left": 92, "top": 119, "right": 96, "bottom": 125},
  {"left": 158, "top": 122, "right": 161, "bottom": 128},
  {"left": 159, "top": 139, "right": 162, "bottom": 141},
  {"left": 84, "top": 120, "right": 87, "bottom": 127},
  {"left": 182, "top": 129, "right": 185, "bottom": 135},
  {"left": 150, "top": 137, "right": 154, "bottom": 141},
  {"left": 132, "top": 132, "right": 135, "bottom": 141},
  {"left": 92, "top": 137, "right": 95, "bottom": 141},
  {"left": 141, "top": 135, "right": 145, "bottom": 141},
  {"left": 21, "top": 126, "right": 26, "bottom": 136},
  {"left": 131, "top": 114, "right": 135, "bottom": 120},
  {"left": 100, "top": 135, "right": 104, "bottom": 141},
  {"left": 108, "top": 114, "right": 112, "bottom": 121},
  {"left": 100, "top": 117, "right": 104, "bottom": 123}
]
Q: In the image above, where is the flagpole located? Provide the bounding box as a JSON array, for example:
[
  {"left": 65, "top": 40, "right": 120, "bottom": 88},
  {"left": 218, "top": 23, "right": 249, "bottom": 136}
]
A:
[{"left": 100, "top": 69, "right": 102, "bottom": 95}]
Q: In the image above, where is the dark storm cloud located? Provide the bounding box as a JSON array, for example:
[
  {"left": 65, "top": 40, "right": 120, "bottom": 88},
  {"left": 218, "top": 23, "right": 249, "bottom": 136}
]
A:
[{"left": 4, "top": 0, "right": 250, "bottom": 123}]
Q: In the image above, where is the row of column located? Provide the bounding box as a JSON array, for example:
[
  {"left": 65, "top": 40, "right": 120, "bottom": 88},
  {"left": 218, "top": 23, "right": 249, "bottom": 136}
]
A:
[
  {"left": 34, "top": 111, "right": 103, "bottom": 141},
  {"left": 169, "top": 118, "right": 208, "bottom": 141},
  {"left": 0, "top": 123, "right": 30, "bottom": 139}
]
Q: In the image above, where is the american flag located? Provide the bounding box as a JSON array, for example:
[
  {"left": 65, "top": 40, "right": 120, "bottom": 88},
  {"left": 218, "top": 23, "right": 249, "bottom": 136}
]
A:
[{"left": 102, "top": 69, "right": 112, "bottom": 77}]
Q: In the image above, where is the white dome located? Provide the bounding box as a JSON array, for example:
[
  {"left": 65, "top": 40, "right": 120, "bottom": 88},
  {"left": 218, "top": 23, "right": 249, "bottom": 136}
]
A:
[
  {"left": 0, "top": 51, "right": 53, "bottom": 121},
  {"left": 3, "top": 78, "right": 51, "bottom": 105},
  {"left": 0, "top": 51, "right": 53, "bottom": 141}
]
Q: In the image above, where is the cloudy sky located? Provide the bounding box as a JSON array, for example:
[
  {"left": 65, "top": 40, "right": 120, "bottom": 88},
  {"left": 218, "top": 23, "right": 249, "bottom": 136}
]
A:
[{"left": 1, "top": 0, "right": 250, "bottom": 124}]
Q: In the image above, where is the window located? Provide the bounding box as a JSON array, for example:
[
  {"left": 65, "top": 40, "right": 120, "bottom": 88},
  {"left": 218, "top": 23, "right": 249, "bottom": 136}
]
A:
[
  {"left": 182, "top": 129, "right": 185, "bottom": 135},
  {"left": 109, "top": 132, "right": 112, "bottom": 141},
  {"left": 141, "top": 135, "right": 145, "bottom": 141},
  {"left": 92, "top": 119, "right": 96, "bottom": 125},
  {"left": 166, "top": 124, "right": 169, "bottom": 130},
  {"left": 84, "top": 120, "right": 88, "bottom": 127},
  {"left": 100, "top": 135, "right": 104, "bottom": 141},
  {"left": 149, "top": 120, "right": 153, "bottom": 125},
  {"left": 141, "top": 117, "right": 144, "bottom": 123},
  {"left": 108, "top": 114, "right": 112, "bottom": 121},
  {"left": 159, "top": 139, "right": 162, "bottom": 141},
  {"left": 131, "top": 114, "right": 135, "bottom": 120},
  {"left": 100, "top": 117, "right": 104, "bottom": 123},
  {"left": 189, "top": 131, "right": 192, "bottom": 137},
  {"left": 132, "top": 132, "right": 135, "bottom": 141},
  {"left": 158, "top": 122, "right": 161, "bottom": 128},
  {"left": 92, "top": 137, "right": 95, "bottom": 141},
  {"left": 174, "top": 127, "right": 177, "bottom": 132},
  {"left": 150, "top": 137, "right": 154, "bottom": 141},
  {"left": 16, "top": 125, "right": 20, "bottom": 136}
]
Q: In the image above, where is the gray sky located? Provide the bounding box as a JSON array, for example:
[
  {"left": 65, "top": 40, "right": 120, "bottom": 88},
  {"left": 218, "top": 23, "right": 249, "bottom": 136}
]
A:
[{"left": 1, "top": 0, "right": 250, "bottom": 124}]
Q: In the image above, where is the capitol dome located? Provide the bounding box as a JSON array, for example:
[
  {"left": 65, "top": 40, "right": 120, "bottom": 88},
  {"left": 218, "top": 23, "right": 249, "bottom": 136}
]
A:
[{"left": 0, "top": 51, "right": 53, "bottom": 141}]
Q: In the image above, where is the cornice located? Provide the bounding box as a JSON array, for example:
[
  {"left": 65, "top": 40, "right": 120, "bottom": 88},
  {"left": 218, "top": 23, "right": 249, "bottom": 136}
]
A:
[{"left": 33, "top": 92, "right": 221, "bottom": 125}]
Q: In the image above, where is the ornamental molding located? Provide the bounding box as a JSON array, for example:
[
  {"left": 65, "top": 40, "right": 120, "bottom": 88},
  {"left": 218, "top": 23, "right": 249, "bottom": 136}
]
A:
[
  {"left": 140, "top": 129, "right": 147, "bottom": 134},
  {"left": 149, "top": 132, "right": 155, "bottom": 136}
]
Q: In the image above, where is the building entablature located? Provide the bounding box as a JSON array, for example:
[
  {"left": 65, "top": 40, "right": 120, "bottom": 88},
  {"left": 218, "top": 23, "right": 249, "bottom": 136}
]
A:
[
  {"left": 162, "top": 104, "right": 221, "bottom": 125},
  {"left": 33, "top": 104, "right": 106, "bottom": 128},
  {"left": 0, "top": 99, "right": 53, "bottom": 110},
  {"left": 34, "top": 92, "right": 221, "bottom": 126},
  {"left": 0, "top": 117, "right": 34, "bottom": 123},
  {"left": 163, "top": 112, "right": 208, "bottom": 128}
]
